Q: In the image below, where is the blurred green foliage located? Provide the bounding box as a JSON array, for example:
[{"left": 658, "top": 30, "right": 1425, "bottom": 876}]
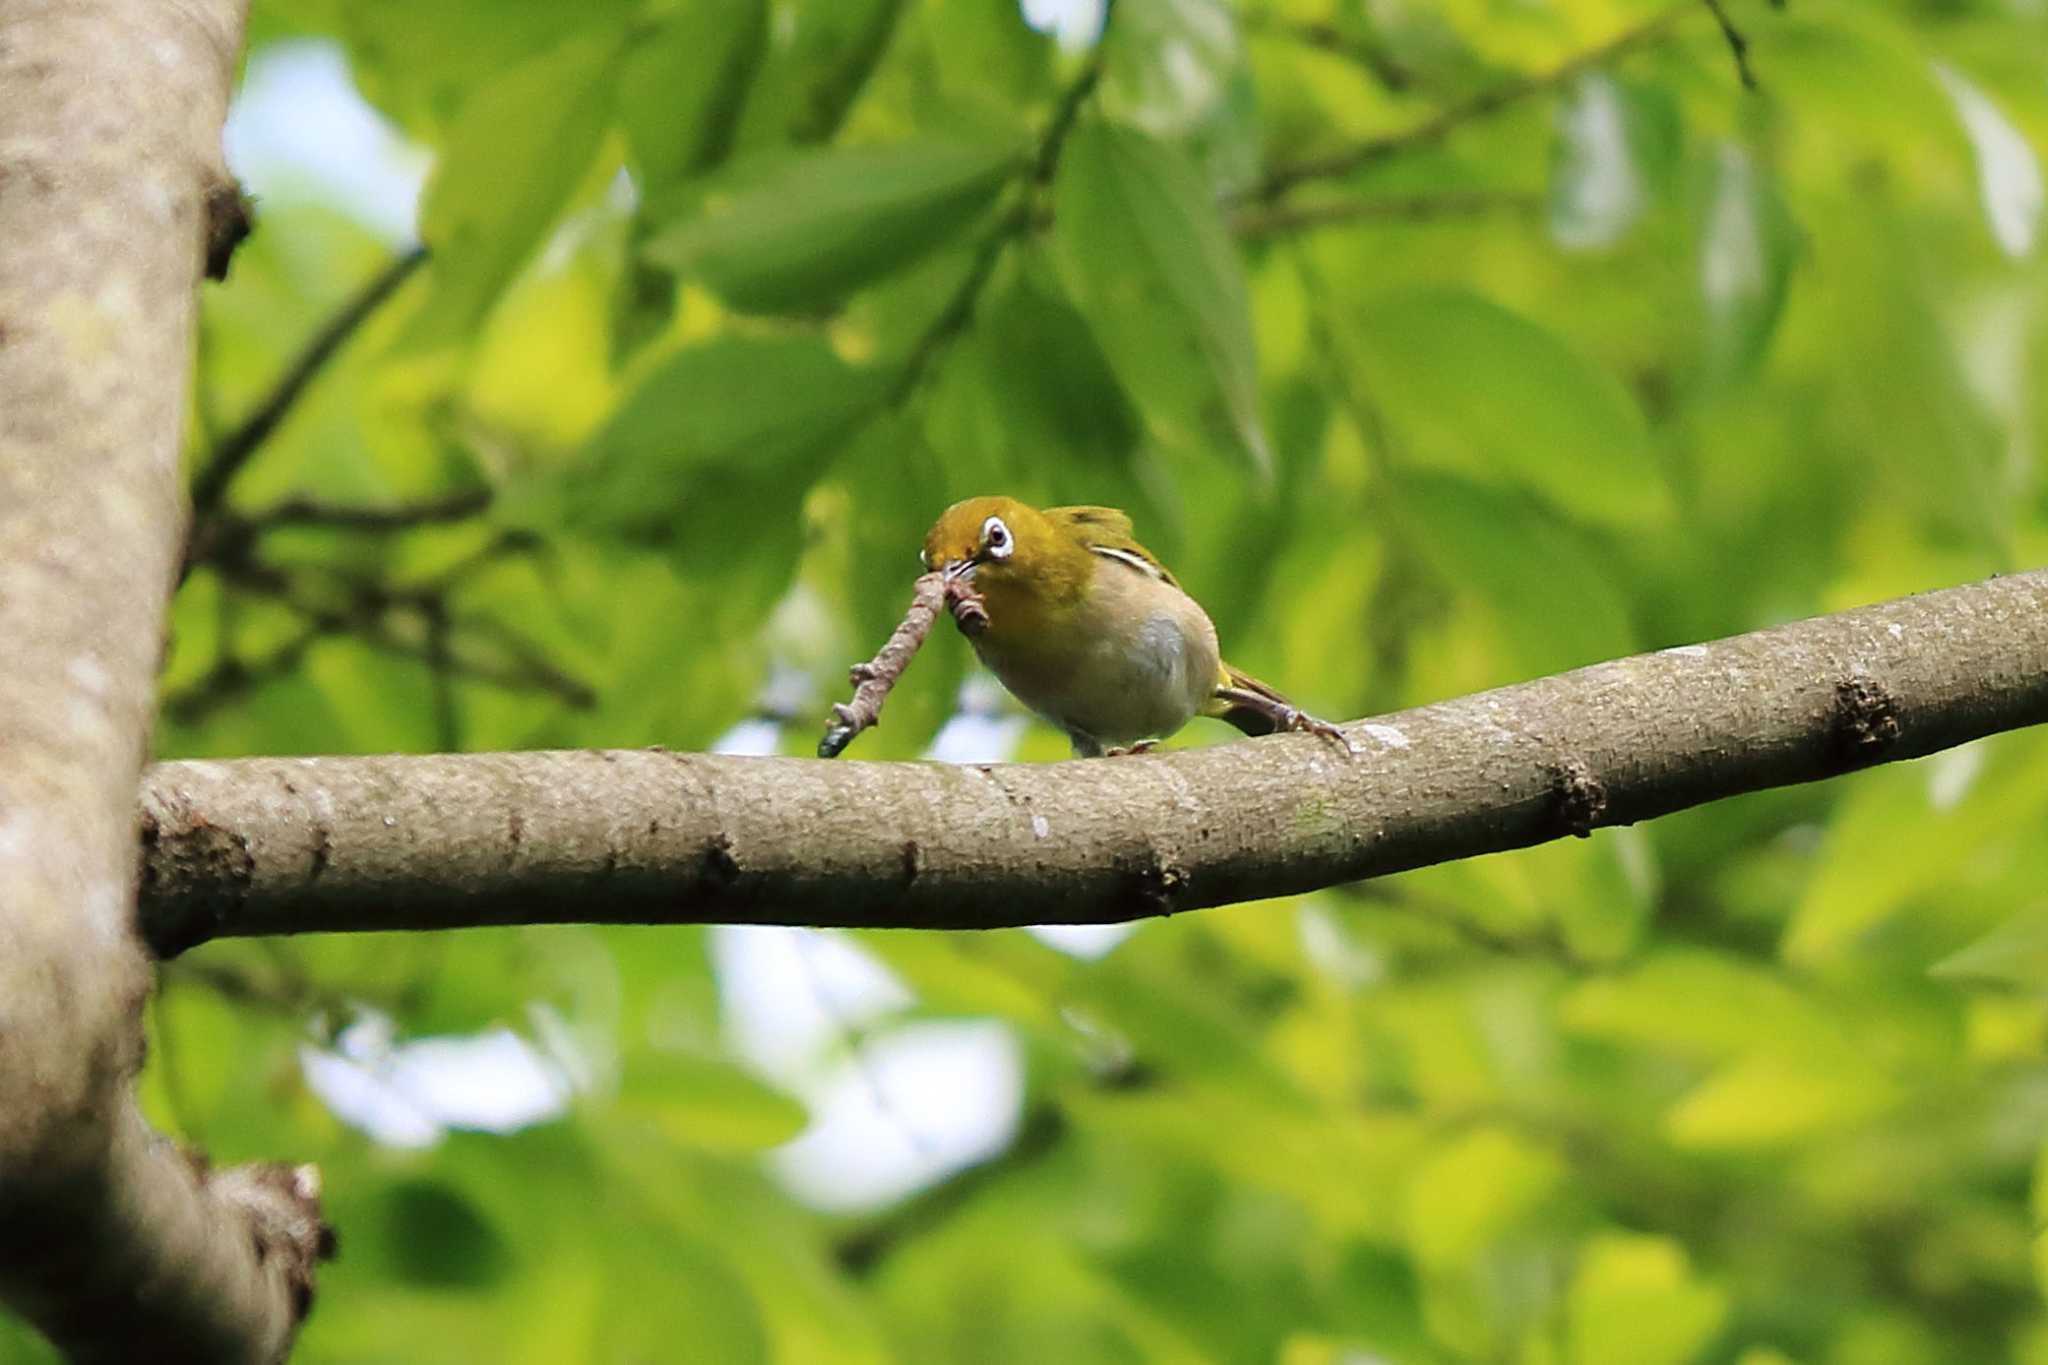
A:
[{"left": 11, "top": 0, "right": 2048, "bottom": 1361}]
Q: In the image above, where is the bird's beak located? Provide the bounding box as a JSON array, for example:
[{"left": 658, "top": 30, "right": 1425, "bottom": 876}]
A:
[{"left": 942, "top": 557, "right": 977, "bottom": 583}]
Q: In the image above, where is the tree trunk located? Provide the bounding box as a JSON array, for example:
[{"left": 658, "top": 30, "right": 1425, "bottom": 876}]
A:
[{"left": 0, "top": 2, "right": 324, "bottom": 1359}]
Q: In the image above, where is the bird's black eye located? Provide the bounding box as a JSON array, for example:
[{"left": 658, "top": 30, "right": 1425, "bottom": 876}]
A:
[{"left": 981, "top": 515, "right": 1013, "bottom": 559}]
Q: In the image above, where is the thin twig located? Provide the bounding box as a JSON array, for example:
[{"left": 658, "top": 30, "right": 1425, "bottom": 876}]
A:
[
  {"left": 169, "top": 549, "right": 594, "bottom": 724},
  {"left": 1032, "top": 48, "right": 1107, "bottom": 185},
  {"left": 1241, "top": 4, "right": 1692, "bottom": 202},
  {"left": 188, "top": 245, "right": 429, "bottom": 518},
  {"left": 160, "top": 625, "right": 325, "bottom": 726},
  {"left": 1701, "top": 0, "right": 1759, "bottom": 89},
  {"left": 1232, "top": 189, "right": 1542, "bottom": 237},
  {"left": 891, "top": 44, "right": 1107, "bottom": 404},
  {"left": 1239, "top": 12, "right": 1412, "bottom": 91},
  {"left": 251, "top": 489, "right": 492, "bottom": 533},
  {"left": 818, "top": 572, "right": 986, "bottom": 757},
  {"left": 889, "top": 207, "right": 1030, "bottom": 405}
]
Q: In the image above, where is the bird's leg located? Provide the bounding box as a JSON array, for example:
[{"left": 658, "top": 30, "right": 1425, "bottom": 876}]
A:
[{"left": 1211, "top": 686, "right": 1357, "bottom": 753}]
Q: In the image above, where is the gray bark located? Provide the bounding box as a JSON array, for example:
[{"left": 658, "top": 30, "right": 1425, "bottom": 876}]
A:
[
  {"left": 0, "top": 2, "right": 324, "bottom": 1359},
  {"left": 138, "top": 569, "right": 2048, "bottom": 949}
]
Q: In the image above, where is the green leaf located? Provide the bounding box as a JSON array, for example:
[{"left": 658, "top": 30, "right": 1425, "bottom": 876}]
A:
[
  {"left": 1932, "top": 908, "right": 2048, "bottom": 989},
  {"left": 1665, "top": 1052, "right": 1896, "bottom": 1150},
  {"left": 1693, "top": 143, "right": 1800, "bottom": 386},
  {"left": 1566, "top": 1234, "right": 1727, "bottom": 1365},
  {"left": 614, "top": 1051, "right": 807, "bottom": 1151},
  {"left": 333, "top": 0, "right": 637, "bottom": 133},
  {"left": 1391, "top": 472, "right": 1636, "bottom": 678},
  {"left": 977, "top": 251, "right": 1143, "bottom": 465},
  {"left": 380, "top": 1179, "right": 516, "bottom": 1289},
  {"left": 1547, "top": 74, "right": 1682, "bottom": 251},
  {"left": 1101, "top": 0, "right": 1241, "bottom": 137},
  {"left": 1402, "top": 1127, "right": 1563, "bottom": 1268},
  {"left": 781, "top": 0, "right": 910, "bottom": 144},
  {"left": 643, "top": 140, "right": 1019, "bottom": 314},
  {"left": 1351, "top": 288, "right": 1667, "bottom": 528},
  {"left": 618, "top": 0, "right": 767, "bottom": 192},
  {"left": 406, "top": 32, "right": 621, "bottom": 348},
  {"left": 571, "top": 337, "right": 889, "bottom": 535},
  {"left": 1053, "top": 118, "right": 1271, "bottom": 473}
]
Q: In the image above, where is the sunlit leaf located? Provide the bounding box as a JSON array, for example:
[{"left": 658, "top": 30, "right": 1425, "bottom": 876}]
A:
[
  {"left": 1694, "top": 143, "right": 1800, "bottom": 386},
  {"left": 1934, "top": 63, "right": 2043, "bottom": 260},
  {"left": 1666, "top": 1052, "right": 1896, "bottom": 1150},
  {"left": 1933, "top": 908, "right": 2048, "bottom": 990},
  {"left": 1548, "top": 74, "right": 1678, "bottom": 252},
  {"left": 1402, "top": 1126, "right": 1563, "bottom": 1267},
  {"left": 405, "top": 32, "right": 621, "bottom": 347},
  {"left": 1566, "top": 1234, "right": 1727, "bottom": 1365}
]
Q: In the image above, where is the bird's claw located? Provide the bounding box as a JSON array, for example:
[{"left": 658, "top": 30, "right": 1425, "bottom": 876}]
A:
[{"left": 1283, "top": 708, "right": 1361, "bottom": 756}]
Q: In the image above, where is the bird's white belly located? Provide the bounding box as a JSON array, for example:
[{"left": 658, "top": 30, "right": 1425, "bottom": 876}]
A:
[{"left": 973, "top": 562, "right": 1219, "bottom": 750}]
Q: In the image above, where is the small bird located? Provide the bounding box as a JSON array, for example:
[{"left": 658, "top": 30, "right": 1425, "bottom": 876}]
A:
[{"left": 921, "top": 496, "right": 1347, "bottom": 756}]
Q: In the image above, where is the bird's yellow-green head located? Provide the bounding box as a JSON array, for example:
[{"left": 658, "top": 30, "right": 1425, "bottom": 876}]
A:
[
  {"left": 921, "top": 496, "right": 1095, "bottom": 632},
  {"left": 922, "top": 497, "right": 1055, "bottom": 586}
]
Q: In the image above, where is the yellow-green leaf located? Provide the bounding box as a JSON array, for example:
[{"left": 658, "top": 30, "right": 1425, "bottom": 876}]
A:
[{"left": 1054, "top": 118, "right": 1270, "bottom": 473}]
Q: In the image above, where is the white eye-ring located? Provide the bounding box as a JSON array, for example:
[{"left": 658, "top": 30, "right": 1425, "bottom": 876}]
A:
[
  {"left": 981, "top": 516, "right": 1013, "bottom": 560},
  {"left": 920, "top": 547, "right": 932, "bottom": 569}
]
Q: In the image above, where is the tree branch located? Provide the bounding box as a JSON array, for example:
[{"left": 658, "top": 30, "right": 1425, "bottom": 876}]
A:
[
  {"left": 186, "top": 245, "right": 429, "bottom": 520},
  {"left": 1239, "top": 11, "right": 1413, "bottom": 92},
  {"left": 1241, "top": 3, "right": 1692, "bottom": 202},
  {"left": 890, "top": 44, "right": 1105, "bottom": 404},
  {"left": 1700, "top": 0, "right": 1760, "bottom": 90},
  {"left": 0, "top": 1, "right": 327, "bottom": 1359},
  {"left": 247, "top": 488, "right": 492, "bottom": 532},
  {"left": 136, "top": 571, "right": 2048, "bottom": 954},
  {"left": 1230, "top": 189, "right": 1542, "bottom": 238}
]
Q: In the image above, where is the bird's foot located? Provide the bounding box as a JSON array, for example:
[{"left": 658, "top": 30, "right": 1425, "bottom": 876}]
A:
[
  {"left": 1104, "top": 739, "right": 1161, "bottom": 757},
  {"left": 1284, "top": 710, "right": 1359, "bottom": 754},
  {"left": 1216, "top": 684, "right": 1360, "bottom": 756}
]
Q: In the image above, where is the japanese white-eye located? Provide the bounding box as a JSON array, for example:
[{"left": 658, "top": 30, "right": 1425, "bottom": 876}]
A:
[{"left": 922, "top": 496, "right": 1342, "bottom": 756}]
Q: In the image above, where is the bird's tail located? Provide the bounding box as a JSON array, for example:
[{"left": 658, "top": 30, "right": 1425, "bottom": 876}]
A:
[{"left": 1206, "top": 663, "right": 1301, "bottom": 737}]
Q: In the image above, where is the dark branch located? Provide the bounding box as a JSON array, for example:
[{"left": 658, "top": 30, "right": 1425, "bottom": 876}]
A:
[
  {"left": 819, "top": 571, "right": 987, "bottom": 758},
  {"left": 1239, "top": 12, "right": 1412, "bottom": 92},
  {"left": 1231, "top": 189, "right": 1542, "bottom": 237},
  {"left": 136, "top": 571, "right": 2048, "bottom": 954},
  {"left": 187, "top": 245, "right": 429, "bottom": 519},
  {"left": 167, "top": 538, "right": 589, "bottom": 724},
  {"left": 1701, "top": 0, "right": 1759, "bottom": 89},
  {"left": 891, "top": 44, "right": 1106, "bottom": 404},
  {"left": 202, "top": 179, "right": 254, "bottom": 282},
  {"left": 1241, "top": 4, "right": 1692, "bottom": 202},
  {"left": 250, "top": 489, "right": 492, "bottom": 533}
]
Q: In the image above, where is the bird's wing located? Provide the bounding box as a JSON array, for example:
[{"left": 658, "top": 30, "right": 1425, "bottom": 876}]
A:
[{"left": 1043, "top": 505, "right": 1182, "bottom": 588}]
